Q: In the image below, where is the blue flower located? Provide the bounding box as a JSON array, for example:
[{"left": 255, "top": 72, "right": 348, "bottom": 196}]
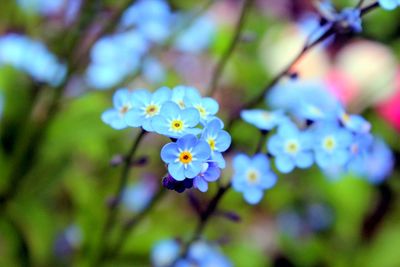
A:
[
  {"left": 152, "top": 101, "right": 201, "bottom": 138},
  {"left": 183, "top": 87, "right": 219, "bottom": 124},
  {"left": 101, "top": 89, "right": 135, "bottom": 130},
  {"left": 267, "top": 121, "right": 314, "bottom": 173},
  {"left": 312, "top": 122, "right": 353, "bottom": 169},
  {"left": 335, "top": 8, "right": 362, "bottom": 33},
  {"left": 122, "top": 178, "right": 156, "bottom": 213},
  {"left": 151, "top": 239, "right": 181, "bottom": 267},
  {"left": 161, "top": 134, "right": 211, "bottom": 181},
  {"left": 232, "top": 154, "right": 277, "bottom": 205},
  {"left": 125, "top": 87, "right": 171, "bottom": 131},
  {"left": 176, "top": 241, "right": 232, "bottom": 267},
  {"left": 170, "top": 85, "right": 194, "bottom": 108},
  {"left": 241, "top": 109, "right": 287, "bottom": 131},
  {"left": 193, "top": 162, "right": 221, "bottom": 192},
  {"left": 378, "top": 0, "right": 400, "bottom": 10},
  {"left": 201, "top": 119, "right": 231, "bottom": 168}
]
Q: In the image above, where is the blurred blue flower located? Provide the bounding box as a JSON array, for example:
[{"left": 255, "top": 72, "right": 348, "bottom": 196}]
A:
[
  {"left": 201, "top": 119, "right": 231, "bottom": 168},
  {"left": 193, "top": 162, "right": 221, "bottom": 192},
  {"left": 125, "top": 87, "right": 171, "bottom": 131},
  {"left": 120, "top": 0, "right": 172, "bottom": 43},
  {"left": 152, "top": 101, "right": 201, "bottom": 138},
  {"left": 312, "top": 122, "right": 352, "bottom": 169},
  {"left": 241, "top": 109, "right": 287, "bottom": 131},
  {"left": 306, "top": 203, "right": 333, "bottom": 232},
  {"left": 361, "top": 138, "right": 394, "bottom": 184},
  {"left": 175, "top": 15, "right": 215, "bottom": 54},
  {"left": 267, "top": 120, "right": 314, "bottom": 173},
  {"left": 161, "top": 134, "right": 211, "bottom": 181},
  {"left": 151, "top": 239, "right": 181, "bottom": 267},
  {"left": 335, "top": 8, "right": 362, "bottom": 33},
  {"left": 54, "top": 225, "right": 82, "bottom": 260},
  {"left": 0, "top": 34, "right": 66, "bottom": 86},
  {"left": 232, "top": 154, "right": 277, "bottom": 205},
  {"left": 122, "top": 179, "right": 156, "bottom": 213},
  {"left": 101, "top": 89, "right": 135, "bottom": 130},
  {"left": 378, "top": 0, "right": 400, "bottom": 10},
  {"left": 267, "top": 79, "right": 338, "bottom": 121},
  {"left": 142, "top": 57, "right": 166, "bottom": 84}
]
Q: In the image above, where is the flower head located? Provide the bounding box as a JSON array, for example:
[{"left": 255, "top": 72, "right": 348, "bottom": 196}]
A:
[
  {"left": 232, "top": 154, "right": 277, "bottom": 204},
  {"left": 183, "top": 87, "right": 219, "bottom": 124},
  {"left": 101, "top": 89, "right": 135, "bottom": 130},
  {"left": 151, "top": 239, "right": 181, "bottom": 267},
  {"left": 312, "top": 122, "right": 353, "bottom": 169},
  {"left": 267, "top": 120, "right": 314, "bottom": 173},
  {"left": 152, "top": 101, "right": 201, "bottom": 138},
  {"left": 193, "top": 162, "right": 221, "bottom": 192},
  {"left": 161, "top": 134, "right": 211, "bottom": 181},
  {"left": 201, "top": 119, "right": 231, "bottom": 168},
  {"left": 125, "top": 87, "right": 171, "bottom": 131}
]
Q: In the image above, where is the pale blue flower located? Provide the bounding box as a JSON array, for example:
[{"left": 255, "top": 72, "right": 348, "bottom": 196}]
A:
[{"left": 101, "top": 89, "right": 135, "bottom": 130}]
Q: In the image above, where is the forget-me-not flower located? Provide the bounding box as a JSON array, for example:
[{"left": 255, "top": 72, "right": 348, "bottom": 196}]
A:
[
  {"left": 125, "top": 87, "right": 171, "bottom": 131},
  {"left": 151, "top": 239, "right": 181, "bottom": 267},
  {"left": 267, "top": 120, "right": 314, "bottom": 173},
  {"left": 201, "top": 119, "right": 231, "bottom": 168},
  {"left": 312, "top": 122, "right": 353, "bottom": 169},
  {"left": 232, "top": 154, "right": 277, "bottom": 205},
  {"left": 336, "top": 106, "right": 371, "bottom": 134},
  {"left": 183, "top": 87, "right": 219, "bottom": 124},
  {"left": 161, "top": 134, "right": 211, "bottom": 181},
  {"left": 152, "top": 101, "right": 201, "bottom": 138},
  {"left": 101, "top": 89, "right": 135, "bottom": 130}
]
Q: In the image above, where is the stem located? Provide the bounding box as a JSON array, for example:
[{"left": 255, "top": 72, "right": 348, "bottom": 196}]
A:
[
  {"left": 108, "top": 187, "right": 166, "bottom": 257},
  {"left": 207, "top": 0, "right": 254, "bottom": 97},
  {"left": 94, "top": 129, "right": 146, "bottom": 264}
]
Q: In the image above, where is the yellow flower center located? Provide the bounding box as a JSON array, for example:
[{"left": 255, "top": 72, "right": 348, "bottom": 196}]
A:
[
  {"left": 144, "top": 104, "right": 159, "bottom": 117},
  {"left": 246, "top": 169, "right": 259, "bottom": 184},
  {"left": 284, "top": 140, "right": 299, "bottom": 155},
  {"left": 341, "top": 113, "right": 350, "bottom": 123},
  {"left": 179, "top": 151, "right": 193, "bottom": 164},
  {"left": 207, "top": 138, "right": 216, "bottom": 151},
  {"left": 261, "top": 111, "right": 271, "bottom": 120},
  {"left": 170, "top": 119, "right": 184, "bottom": 132},
  {"left": 323, "top": 136, "right": 336, "bottom": 151}
]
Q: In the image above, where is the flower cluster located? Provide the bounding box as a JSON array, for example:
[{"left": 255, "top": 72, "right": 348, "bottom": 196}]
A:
[
  {"left": 151, "top": 239, "right": 232, "bottom": 267},
  {"left": 238, "top": 78, "right": 394, "bottom": 183},
  {"left": 87, "top": 0, "right": 215, "bottom": 89},
  {"left": 102, "top": 86, "right": 231, "bottom": 192},
  {"left": 0, "top": 34, "right": 66, "bottom": 85}
]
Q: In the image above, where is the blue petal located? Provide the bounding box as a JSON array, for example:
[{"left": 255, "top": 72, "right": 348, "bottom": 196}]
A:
[
  {"left": 160, "top": 101, "right": 180, "bottom": 120},
  {"left": 315, "top": 151, "right": 331, "bottom": 169},
  {"left": 243, "top": 188, "right": 264, "bottom": 205},
  {"left": 125, "top": 109, "right": 144, "bottom": 127},
  {"left": 267, "top": 135, "right": 283, "bottom": 155},
  {"left": 379, "top": 0, "right": 398, "bottom": 10},
  {"left": 112, "top": 89, "right": 131, "bottom": 108},
  {"left": 181, "top": 107, "right": 200, "bottom": 127},
  {"left": 185, "top": 161, "right": 203, "bottom": 178},
  {"left": 233, "top": 154, "right": 251, "bottom": 173},
  {"left": 202, "top": 97, "right": 219, "bottom": 115},
  {"left": 252, "top": 153, "right": 270, "bottom": 173},
  {"left": 142, "top": 119, "right": 154, "bottom": 132},
  {"left": 161, "top": 143, "right": 179, "bottom": 163},
  {"left": 275, "top": 155, "right": 295, "bottom": 173},
  {"left": 183, "top": 87, "right": 201, "bottom": 106},
  {"left": 194, "top": 176, "right": 208, "bottom": 192},
  {"left": 278, "top": 120, "right": 299, "bottom": 137},
  {"left": 151, "top": 115, "right": 169, "bottom": 135},
  {"left": 211, "top": 152, "right": 226, "bottom": 169},
  {"left": 260, "top": 173, "right": 277, "bottom": 189},
  {"left": 131, "top": 88, "right": 151, "bottom": 106},
  {"left": 215, "top": 130, "right": 231, "bottom": 152},
  {"left": 168, "top": 163, "right": 185, "bottom": 181},
  {"left": 193, "top": 140, "right": 211, "bottom": 161},
  {"left": 295, "top": 151, "right": 314, "bottom": 168},
  {"left": 203, "top": 163, "right": 221, "bottom": 182},
  {"left": 152, "top": 86, "right": 171, "bottom": 103},
  {"left": 176, "top": 134, "right": 197, "bottom": 151}
]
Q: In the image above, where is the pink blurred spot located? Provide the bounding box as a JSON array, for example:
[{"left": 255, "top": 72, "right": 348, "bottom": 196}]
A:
[
  {"left": 377, "top": 68, "right": 400, "bottom": 132},
  {"left": 324, "top": 69, "right": 360, "bottom": 106}
]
